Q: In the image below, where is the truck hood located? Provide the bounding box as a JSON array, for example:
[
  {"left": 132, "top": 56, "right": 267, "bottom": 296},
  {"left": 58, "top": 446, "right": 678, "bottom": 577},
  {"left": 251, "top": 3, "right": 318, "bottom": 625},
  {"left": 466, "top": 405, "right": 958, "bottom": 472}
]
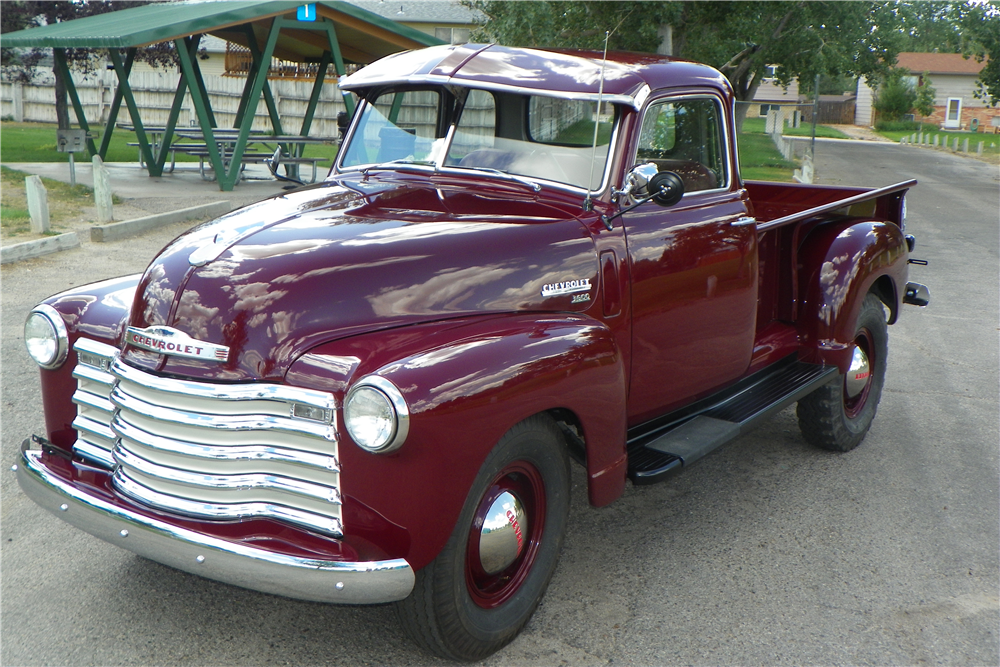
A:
[{"left": 123, "top": 175, "right": 600, "bottom": 381}]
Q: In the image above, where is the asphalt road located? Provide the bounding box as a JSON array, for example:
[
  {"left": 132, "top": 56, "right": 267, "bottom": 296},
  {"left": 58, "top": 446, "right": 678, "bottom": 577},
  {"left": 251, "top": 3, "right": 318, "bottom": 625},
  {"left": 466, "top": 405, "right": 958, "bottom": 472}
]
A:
[{"left": 2, "top": 141, "right": 997, "bottom": 666}]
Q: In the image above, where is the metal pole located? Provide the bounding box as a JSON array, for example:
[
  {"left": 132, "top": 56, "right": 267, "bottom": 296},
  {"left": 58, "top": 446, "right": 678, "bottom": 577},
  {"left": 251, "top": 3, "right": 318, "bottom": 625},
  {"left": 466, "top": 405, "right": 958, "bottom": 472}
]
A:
[
  {"left": 68, "top": 152, "right": 76, "bottom": 187},
  {"left": 811, "top": 73, "right": 820, "bottom": 161}
]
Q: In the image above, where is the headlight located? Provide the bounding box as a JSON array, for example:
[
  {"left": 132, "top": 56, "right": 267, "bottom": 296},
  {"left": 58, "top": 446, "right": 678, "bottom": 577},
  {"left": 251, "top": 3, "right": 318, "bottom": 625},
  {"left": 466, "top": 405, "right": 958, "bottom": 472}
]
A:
[
  {"left": 344, "top": 376, "right": 409, "bottom": 453},
  {"left": 24, "top": 304, "right": 69, "bottom": 370}
]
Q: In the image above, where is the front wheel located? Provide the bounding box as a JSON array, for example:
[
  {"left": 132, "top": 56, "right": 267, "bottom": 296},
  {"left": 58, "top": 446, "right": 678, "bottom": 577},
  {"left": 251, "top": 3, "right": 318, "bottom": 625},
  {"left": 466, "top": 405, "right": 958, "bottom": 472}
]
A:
[
  {"left": 797, "top": 292, "right": 888, "bottom": 452},
  {"left": 396, "top": 414, "right": 570, "bottom": 661}
]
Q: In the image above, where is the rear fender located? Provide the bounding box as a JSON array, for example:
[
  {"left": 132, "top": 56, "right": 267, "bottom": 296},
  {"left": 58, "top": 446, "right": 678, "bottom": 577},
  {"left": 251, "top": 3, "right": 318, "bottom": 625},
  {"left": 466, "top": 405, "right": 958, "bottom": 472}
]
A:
[
  {"left": 287, "top": 313, "right": 627, "bottom": 570},
  {"left": 797, "top": 217, "right": 907, "bottom": 371}
]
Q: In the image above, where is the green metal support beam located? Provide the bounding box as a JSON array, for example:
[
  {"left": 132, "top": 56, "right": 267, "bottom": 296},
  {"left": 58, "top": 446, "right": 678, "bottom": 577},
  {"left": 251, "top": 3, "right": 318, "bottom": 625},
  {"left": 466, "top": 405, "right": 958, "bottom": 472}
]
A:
[
  {"left": 237, "top": 24, "right": 283, "bottom": 134},
  {"left": 98, "top": 47, "right": 135, "bottom": 159},
  {"left": 108, "top": 48, "right": 163, "bottom": 174},
  {"left": 53, "top": 49, "right": 97, "bottom": 156},
  {"left": 175, "top": 34, "right": 229, "bottom": 188}
]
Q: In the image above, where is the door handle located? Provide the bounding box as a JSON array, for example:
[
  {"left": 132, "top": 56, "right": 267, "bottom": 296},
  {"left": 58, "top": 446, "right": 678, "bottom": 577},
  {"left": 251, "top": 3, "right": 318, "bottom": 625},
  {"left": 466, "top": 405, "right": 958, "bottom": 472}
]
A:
[{"left": 731, "top": 216, "right": 757, "bottom": 227}]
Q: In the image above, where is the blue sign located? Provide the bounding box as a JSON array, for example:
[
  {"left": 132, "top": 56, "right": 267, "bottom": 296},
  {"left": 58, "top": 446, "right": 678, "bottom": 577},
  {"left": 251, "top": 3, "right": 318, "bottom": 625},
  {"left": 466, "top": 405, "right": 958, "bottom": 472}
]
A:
[{"left": 297, "top": 4, "right": 317, "bottom": 21}]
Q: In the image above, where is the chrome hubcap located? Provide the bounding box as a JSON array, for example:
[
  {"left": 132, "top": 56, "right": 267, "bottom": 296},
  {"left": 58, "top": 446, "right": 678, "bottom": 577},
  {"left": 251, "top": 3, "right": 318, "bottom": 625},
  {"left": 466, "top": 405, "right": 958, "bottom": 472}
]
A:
[
  {"left": 845, "top": 344, "right": 871, "bottom": 399},
  {"left": 478, "top": 491, "right": 528, "bottom": 575}
]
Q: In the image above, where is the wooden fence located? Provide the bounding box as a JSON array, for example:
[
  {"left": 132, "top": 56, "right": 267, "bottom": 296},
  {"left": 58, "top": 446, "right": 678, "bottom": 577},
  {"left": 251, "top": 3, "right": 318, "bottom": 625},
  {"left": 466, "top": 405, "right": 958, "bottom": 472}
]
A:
[{"left": 1, "top": 69, "right": 349, "bottom": 137}]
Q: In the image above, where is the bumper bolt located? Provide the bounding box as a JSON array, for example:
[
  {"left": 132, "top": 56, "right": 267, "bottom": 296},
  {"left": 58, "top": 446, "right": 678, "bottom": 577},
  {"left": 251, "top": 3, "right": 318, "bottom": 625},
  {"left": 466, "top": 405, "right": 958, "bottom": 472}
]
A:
[
  {"left": 196, "top": 555, "right": 205, "bottom": 564},
  {"left": 120, "top": 530, "right": 129, "bottom": 538},
  {"left": 59, "top": 504, "right": 69, "bottom": 511}
]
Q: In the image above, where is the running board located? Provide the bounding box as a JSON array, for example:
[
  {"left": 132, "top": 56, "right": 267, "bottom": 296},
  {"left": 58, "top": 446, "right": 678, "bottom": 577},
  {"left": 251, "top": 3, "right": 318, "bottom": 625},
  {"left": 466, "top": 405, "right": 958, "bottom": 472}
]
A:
[{"left": 628, "top": 360, "right": 838, "bottom": 485}]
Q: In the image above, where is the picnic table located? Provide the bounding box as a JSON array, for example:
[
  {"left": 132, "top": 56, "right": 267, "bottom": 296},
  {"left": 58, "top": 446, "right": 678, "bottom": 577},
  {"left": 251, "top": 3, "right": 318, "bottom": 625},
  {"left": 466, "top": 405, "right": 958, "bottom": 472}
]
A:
[{"left": 122, "top": 125, "right": 337, "bottom": 183}]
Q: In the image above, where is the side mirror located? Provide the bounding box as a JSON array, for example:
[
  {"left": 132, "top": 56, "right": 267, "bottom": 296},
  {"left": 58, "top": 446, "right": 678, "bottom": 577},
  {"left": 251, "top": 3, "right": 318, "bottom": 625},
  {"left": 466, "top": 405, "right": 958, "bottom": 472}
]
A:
[
  {"left": 647, "top": 170, "right": 684, "bottom": 206},
  {"left": 622, "top": 163, "right": 685, "bottom": 206},
  {"left": 265, "top": 147, "right": 282, "bottom": 176},
  {"left": 265, "top": 147, "right": 305, "bottom": 186}
]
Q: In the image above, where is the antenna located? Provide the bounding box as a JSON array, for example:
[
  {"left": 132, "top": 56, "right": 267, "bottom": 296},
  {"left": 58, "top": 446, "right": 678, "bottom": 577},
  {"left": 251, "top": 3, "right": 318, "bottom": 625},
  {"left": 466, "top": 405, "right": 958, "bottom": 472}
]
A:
[{"left": 584, "top": 31, "right": 610, "bottom": 224}]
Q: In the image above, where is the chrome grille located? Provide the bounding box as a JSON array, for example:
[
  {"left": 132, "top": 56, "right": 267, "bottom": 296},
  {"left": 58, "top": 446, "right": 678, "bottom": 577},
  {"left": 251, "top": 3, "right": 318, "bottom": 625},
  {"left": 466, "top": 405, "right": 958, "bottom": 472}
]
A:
[{"left": 69, "top": 338, "right": 342, "bottom": 536}]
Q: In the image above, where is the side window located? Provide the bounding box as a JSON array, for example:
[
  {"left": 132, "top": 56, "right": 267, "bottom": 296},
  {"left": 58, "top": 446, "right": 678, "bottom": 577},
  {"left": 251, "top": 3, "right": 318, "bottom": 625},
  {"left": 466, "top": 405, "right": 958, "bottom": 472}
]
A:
[{"left": 635, "top": 97, "right": 727, "bottom": 193}]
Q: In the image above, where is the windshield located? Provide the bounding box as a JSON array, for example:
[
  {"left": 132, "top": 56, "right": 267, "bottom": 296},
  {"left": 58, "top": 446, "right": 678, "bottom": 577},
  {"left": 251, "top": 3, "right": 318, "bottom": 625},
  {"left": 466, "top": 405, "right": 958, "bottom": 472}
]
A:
[{"left": 339, "top": 87, "right": 615, "bottom": 191}]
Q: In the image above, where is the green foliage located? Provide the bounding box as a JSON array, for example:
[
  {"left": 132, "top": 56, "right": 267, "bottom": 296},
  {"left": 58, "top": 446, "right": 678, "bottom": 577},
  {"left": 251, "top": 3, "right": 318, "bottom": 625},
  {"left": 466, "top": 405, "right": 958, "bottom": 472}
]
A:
[
  {"left": 466, "top": 1, "right": 903, "bottom": 107},
  {"left": 913, "top": 72, "right": 937, "bottom": 118},
  {"left": 874, "top": 119, "right": 920, "bottom": 131},
  {"left": 962, "top": 2, "right": 1000, "bottom": 105},
  {"left": 873, "top": 70, "right": 917, "bottom": 122}
]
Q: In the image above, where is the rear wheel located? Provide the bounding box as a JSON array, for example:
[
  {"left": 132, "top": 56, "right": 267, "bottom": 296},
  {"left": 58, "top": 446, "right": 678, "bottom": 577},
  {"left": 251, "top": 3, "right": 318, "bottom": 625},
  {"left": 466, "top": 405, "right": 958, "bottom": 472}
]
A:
[
  {"left": 798, "top": 292, "right": 888, "bottom": 452},
  {"left": 396, "top": 414, "right": 570, "bottom": 661}
]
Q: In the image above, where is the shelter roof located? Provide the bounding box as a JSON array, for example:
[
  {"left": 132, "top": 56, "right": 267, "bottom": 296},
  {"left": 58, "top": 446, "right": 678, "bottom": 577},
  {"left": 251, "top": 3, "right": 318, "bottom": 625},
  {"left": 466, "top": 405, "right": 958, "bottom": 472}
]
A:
[
  {"left": 896, "top": 52, "right": 986, "bottom": 76},
  {"left": 0, "top": 1, "right": 442, "bottom": 64}
]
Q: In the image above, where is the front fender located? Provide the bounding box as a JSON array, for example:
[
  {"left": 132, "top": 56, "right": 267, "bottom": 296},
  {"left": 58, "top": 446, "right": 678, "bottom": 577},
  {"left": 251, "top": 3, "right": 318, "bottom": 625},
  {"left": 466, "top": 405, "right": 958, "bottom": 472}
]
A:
[
  {"left": 35, "top": 275, "right": 140, "bottom": 448},
  {"left": 286, "top": 313, "right": 627, "bottom": 570},
  {"left": 797, "top": 217, "right": 907, "bottom": 371}
]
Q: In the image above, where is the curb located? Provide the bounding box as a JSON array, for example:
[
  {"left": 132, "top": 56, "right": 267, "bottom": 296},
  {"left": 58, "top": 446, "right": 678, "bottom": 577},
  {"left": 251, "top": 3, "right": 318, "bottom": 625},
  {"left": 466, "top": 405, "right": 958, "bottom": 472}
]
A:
[
  {"left": 1, "top": 232, "right": 81, "bottom": 264},
  {"left": 90, "top": 200, "right": 232, "bottom": 242}
]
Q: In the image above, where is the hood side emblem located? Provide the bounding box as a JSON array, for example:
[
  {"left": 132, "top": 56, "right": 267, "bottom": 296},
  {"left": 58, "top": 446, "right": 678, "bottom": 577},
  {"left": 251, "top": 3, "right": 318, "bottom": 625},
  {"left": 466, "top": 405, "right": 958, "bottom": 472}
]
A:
[
  {"left": 125, "top": 326, "right": 230, "bottom": 362},
  {"left": 541, "top": 279, "right": 591, "bottom": 297}
]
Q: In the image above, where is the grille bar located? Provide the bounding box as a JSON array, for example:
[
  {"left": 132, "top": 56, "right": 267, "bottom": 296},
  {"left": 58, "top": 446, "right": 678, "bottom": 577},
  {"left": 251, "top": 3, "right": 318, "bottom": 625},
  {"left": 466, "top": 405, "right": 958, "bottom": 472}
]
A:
[{"left": 68, "top": 337, "right": 343, "bottom": 537}]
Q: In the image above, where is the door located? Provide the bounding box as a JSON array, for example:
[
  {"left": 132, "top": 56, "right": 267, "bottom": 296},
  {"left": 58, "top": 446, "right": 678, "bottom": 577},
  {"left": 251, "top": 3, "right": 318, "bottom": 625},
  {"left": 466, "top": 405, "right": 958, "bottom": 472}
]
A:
[
  {"left": 945, "top": 98, "right": 962, "bottom": 129},
  {"left": 623, "top": 95, "right": 758, "bottom": 424}
]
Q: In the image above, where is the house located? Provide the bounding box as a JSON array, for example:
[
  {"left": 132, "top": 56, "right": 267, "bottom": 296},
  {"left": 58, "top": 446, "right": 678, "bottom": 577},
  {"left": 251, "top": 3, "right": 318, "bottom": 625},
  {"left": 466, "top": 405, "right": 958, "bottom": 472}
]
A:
[
  {"left": 344, "top": 0, "right": 481, "bottom": 44},
  {"left": 856, "top": 52, "right": 998, "bottom": 131}
]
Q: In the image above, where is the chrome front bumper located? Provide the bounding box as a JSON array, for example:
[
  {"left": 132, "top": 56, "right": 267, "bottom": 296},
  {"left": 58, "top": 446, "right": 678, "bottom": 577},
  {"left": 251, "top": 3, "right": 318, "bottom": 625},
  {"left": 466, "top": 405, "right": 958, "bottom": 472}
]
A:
[{"left": 15, "top": 443, "right": 415, "bottom": 604}]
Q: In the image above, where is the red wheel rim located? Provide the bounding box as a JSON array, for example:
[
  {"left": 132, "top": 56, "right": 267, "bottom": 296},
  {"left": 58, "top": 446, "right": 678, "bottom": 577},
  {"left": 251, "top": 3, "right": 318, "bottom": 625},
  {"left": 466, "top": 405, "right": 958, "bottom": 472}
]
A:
[
  {"left": 844, "top": 328, "right": 874, "bottom": 419},
  {"left": 465, "top": 461, "right": 546, "bottom": 609}
]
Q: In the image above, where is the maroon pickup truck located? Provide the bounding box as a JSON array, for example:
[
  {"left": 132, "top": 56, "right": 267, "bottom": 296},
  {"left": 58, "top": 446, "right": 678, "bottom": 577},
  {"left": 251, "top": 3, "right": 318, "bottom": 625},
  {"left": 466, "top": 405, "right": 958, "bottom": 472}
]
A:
[{"left": 17, "top": 44, "right": 928, "bottom": 661}]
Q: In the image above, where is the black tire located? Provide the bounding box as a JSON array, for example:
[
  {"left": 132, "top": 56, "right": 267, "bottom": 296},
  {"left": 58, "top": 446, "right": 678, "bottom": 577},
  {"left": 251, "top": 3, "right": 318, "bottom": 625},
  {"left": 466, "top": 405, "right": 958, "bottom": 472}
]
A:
[
  {"left": 797, "top": 292, "right": 888, "bottom": 452},
  {"left": 396, "top": 414, "right": 570, "bottom": 661}
]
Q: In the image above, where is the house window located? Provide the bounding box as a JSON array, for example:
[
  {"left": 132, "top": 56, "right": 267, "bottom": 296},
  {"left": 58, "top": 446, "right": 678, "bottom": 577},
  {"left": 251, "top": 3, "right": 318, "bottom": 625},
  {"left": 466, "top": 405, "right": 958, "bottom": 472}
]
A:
[
  {"left": 760, "top": 103, "right": 779, "bottom": 115},
  {"left": 434, "top": 27, "right": 471, "bottom": 44},
  {"left": 763, "top": 65, "right": 778, "bottom": 80}
]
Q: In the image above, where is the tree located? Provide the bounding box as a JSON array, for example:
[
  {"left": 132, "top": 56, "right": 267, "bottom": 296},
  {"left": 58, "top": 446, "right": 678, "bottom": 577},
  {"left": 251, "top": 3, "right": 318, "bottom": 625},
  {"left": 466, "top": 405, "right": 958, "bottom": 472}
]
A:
[
  {"left": 872, "top": 68, "right": 917, "bottom": 123},
  {"left": 1, "top": 1, "right": 183, "bottom": 129},
  {"left": 961, "top": 2, "right": 1000, "bottom": 105},
  {"left": 465, "top": 1, "right": 904, "bottom": 131},
  {"left": 913, "top": 72, "right": 937, "bottom": 120}
]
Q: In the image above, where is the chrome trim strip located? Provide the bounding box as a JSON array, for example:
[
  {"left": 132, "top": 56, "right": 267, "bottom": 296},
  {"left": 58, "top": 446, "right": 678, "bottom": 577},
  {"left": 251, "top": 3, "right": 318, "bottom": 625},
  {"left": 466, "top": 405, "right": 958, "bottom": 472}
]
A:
[
  {"left": 73, "top": 439, "right": 117, "bottom": 469},
  {"left": 111, "top": 389, "right": 337, "bottom": 442},
  {"left": 112, "top": 360, "right": 336, "bottom": 411},
  {"left": 75, "top": 337, "right": 120, "bottom": 358},
  {"left": 113, "top": 468, "right": 343, "bottom": 536},
  {"left": 112, "top": 419, "right": 339, "bottom": 472},
  {"left": 73, "top": 363, "right": 116, "bottom": 386},
  {"left": 115, "top": 446, "right": 342, "bottom": 504},
  {"left": 72, "top": 414, "right": 116, "bottom": 443},
  {"left": 72, "top": 390, "right": 115, "bottom": 415},
  {"left": 17, "top": 446, "right": 413, "bottom": 604}
]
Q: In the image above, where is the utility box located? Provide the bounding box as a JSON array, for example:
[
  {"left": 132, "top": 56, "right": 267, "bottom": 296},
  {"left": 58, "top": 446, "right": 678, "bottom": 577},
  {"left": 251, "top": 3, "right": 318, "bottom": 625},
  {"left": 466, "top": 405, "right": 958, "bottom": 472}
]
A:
[{"left": 56, "top": 129, "right": 88, "bottom": 153}]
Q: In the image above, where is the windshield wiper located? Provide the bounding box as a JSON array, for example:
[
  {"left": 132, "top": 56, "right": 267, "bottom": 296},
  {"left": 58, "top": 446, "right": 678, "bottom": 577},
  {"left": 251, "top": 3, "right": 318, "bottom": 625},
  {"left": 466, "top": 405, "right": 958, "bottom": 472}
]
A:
[{"left": 462, "top": 166, "right": 541, "bottom": 192}]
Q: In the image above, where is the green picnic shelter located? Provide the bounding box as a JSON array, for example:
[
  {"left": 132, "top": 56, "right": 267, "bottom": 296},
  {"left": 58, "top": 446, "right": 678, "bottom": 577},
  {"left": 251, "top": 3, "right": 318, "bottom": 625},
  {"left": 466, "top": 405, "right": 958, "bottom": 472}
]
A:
[{"left": 0, "top": 1, "right": 443, "bottom": 190}]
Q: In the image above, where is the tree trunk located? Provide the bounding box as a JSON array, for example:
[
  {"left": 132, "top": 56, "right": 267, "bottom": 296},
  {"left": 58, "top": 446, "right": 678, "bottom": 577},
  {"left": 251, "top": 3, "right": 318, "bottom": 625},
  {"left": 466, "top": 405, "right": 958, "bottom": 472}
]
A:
[{"left": 54, "top": 65, "right": 70, "bottom": 129}]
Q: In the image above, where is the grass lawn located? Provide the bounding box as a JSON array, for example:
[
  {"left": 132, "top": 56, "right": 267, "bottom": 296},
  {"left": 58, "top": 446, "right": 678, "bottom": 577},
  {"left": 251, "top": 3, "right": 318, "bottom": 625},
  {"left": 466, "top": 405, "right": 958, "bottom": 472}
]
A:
[
  {"left": 737, "top": 133, "right": 796, "bottom": 182},
  {"left": 1, "top": 165, "right": 120, "bottom": 239},
  {"left": 873, "top": 127, "right": 1000, "bottom": 160},
  {"left": 0, "top": 121, "right": 340, "bottom": 164},
  {"left": 740, "top": 117, "right": 850, "bottom": 139}
]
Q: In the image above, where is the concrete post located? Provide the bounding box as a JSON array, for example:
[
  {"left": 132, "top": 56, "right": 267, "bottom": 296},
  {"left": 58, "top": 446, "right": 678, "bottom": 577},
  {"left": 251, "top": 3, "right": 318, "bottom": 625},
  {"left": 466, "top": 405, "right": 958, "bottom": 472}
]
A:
[
  {"left": 953, "top": 136, "right": 959, "bottom": 151},
  {"left": 933, "top": 135, "right": 939, "bottom": 147},
  {"left": 92, "top": 155, "right": 114, "bottom": 223},
  {"left": 918, "top": 132, "right": 924, "bottom": 144},
  {"left": 13, "top": 82, "right": 24, "bottom": 122},
  {"left": 25, "top": 175, "right": 50, "bottom": 234},
  {"left": 978, "top": 141, "right": 984, "bottom": 156},
  {"left": 962, "top": 138, "right": 969, "bottom": 153}
]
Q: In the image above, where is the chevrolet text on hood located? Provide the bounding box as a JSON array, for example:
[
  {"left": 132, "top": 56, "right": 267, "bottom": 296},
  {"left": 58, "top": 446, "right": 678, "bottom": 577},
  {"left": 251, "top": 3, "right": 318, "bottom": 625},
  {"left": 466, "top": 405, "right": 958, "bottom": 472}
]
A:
[{"left": 16, "top": 43, "right": 929, "bottom": 662}]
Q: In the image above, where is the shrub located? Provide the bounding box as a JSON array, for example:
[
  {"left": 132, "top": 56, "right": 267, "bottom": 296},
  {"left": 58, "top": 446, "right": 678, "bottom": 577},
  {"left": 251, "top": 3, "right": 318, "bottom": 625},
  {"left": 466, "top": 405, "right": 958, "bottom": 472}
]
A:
[
  {"left": 875, "top": 119, "right": 920, "bottom": 132},
  {"left": 873, "top": 69, "right": 917, "bottom": 122}
]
